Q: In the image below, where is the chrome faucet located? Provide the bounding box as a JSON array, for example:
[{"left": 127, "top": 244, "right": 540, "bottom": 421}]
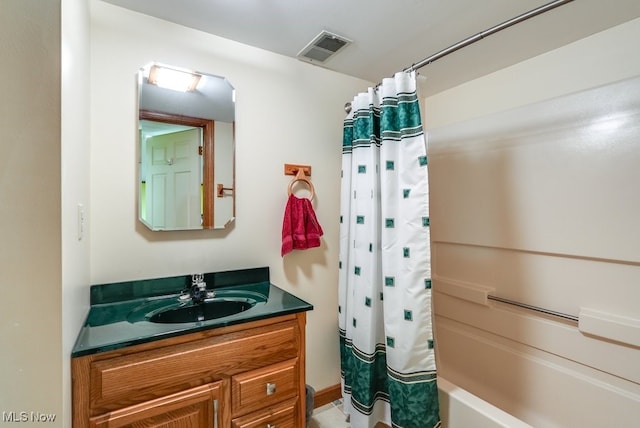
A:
[{"left": 190, "top": 273, "right": 208, "bottom": 304}]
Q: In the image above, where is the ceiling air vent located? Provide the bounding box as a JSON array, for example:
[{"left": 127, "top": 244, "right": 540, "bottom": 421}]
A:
[{"left": 297, "top": 30, "right": 351, "bottom": 63}]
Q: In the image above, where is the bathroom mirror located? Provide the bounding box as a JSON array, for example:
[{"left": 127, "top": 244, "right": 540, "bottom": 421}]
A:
[{"left": 137, "top": 63, "right": 235, "bottom": 231}]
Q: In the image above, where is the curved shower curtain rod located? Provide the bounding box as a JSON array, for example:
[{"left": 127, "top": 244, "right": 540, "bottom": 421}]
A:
[
  {"left": 403, "top": 0, "right": 574, "bottom": 73},
  {"left": 344, "top": 0, "right": 574, "bottom": 112}
]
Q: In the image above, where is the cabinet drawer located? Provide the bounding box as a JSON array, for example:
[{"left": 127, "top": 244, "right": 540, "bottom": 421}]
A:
[
  {"left": 89, "top": 322, "right": 297, "bottom": 411},
  {"left": 231, "top": 398, "right": 297, "bottom": 428},
  {"left": 231, "top": 359, "right": 298, "bottom": 416}
]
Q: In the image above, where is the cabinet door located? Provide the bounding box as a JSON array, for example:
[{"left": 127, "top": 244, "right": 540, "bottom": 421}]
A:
[{"left": 90, "top": 382, "right": 225, "bottom": 428}]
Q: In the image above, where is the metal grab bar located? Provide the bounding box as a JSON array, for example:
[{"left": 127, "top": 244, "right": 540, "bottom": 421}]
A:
[{"left": 487, "top": 295, "right": 578, "bottom": 322}]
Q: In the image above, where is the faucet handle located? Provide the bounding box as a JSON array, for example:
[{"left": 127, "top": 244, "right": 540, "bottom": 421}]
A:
[{"left": 192, "top": 273, "right": 204, "bottom": 285}]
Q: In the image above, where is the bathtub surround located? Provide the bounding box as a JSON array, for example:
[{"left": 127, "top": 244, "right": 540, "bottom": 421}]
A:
[
  {"left": 339, "top": 72, "right": 439, "bottom": 427},
  {"left": 426, "top": 17, "right": 640, "bottom": 427}
]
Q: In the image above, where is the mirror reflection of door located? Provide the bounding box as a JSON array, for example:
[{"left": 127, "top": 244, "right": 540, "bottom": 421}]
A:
[
  {"left": 139, "top": 111, "right": 215, "bottom": 230},
  {"left": 145, "top": 128, "right": 202, "bottom": 229}
]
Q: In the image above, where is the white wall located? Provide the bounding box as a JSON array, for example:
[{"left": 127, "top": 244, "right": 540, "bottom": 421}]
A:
[
  {"left": 89, "top": 0, "right": 370, "bottom": 391},
  {"left": 426, "top": 18, "right": 640, "bottom": 427},
  {"left": 61, "top": 0, "right": 91, "bottom": 426},
  {"left": 0, "top": 0, "right": 62, "bottom": 424}
]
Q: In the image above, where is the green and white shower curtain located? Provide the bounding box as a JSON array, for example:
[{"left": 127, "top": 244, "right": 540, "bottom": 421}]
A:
[{"left": 339, "top": 71, "right": 440, "bottom": 428}]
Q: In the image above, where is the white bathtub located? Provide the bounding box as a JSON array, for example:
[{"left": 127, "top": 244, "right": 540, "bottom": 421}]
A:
[{"left": 437, "top": 378, "right": 532, "bottom": 428}]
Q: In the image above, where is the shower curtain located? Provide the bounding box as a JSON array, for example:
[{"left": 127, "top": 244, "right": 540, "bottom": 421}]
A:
[{"left": 339, "top": 71, "right": 440, "bottom": 428}]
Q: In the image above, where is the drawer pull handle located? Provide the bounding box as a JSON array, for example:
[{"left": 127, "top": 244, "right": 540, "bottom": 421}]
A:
[
  {"left": 267, "top": 424, "right": 276, "bottom": 428},
  {"left": 266, "top": 382, "right": 276, "bottom": 395}
]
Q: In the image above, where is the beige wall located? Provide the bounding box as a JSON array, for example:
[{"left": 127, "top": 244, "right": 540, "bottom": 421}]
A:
[
  {"left": 0, "top": 0, "right": 62, "bottom": 424},
  {"left": 426, "top": 18, "right": 640, "bottom": 427},
  {"left": 89, "top": 0, "right": 370, "bottom": 391}
]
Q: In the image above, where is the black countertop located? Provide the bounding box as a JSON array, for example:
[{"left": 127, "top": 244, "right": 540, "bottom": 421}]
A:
[{"left": 72, "top": 267, "right": 313, "bottom": 357}]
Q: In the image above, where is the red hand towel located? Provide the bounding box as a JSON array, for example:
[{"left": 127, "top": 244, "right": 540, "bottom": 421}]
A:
[{"left": 281, "top": 194, "right": 324, "bottom": 256}]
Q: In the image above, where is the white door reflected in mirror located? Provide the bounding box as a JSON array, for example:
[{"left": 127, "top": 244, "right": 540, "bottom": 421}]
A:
[{"left": 143, "top": 127, "right": 201, "bottom": 229}]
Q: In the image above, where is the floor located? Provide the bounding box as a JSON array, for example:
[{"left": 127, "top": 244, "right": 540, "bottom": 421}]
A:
[
  {"left": 309, "top": 400, "right": 350, "bottom": 427},
  {"left": 309, "top": 399, "right": 390, "bottom": 428}
]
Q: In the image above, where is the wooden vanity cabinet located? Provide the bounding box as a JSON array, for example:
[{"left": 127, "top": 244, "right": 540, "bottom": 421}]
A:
[{"left": 72, "top": 313, "right": 307, "bottom": 428}]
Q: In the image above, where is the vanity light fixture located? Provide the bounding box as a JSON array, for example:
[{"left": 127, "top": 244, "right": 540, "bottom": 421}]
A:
[{"left": 148, "top": 64, "right": 202, "bottom": 92}]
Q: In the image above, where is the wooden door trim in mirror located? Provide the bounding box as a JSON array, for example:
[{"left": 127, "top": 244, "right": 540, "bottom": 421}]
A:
[{"left": 139, "top": 110, "right": 215, "bottom": 228}]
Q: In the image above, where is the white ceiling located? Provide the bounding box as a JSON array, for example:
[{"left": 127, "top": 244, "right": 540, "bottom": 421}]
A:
[{"left": 100, "top": 0, "right": 640, "bottom": 96}]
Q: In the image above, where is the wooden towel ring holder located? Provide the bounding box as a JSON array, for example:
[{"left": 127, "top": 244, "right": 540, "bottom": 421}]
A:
[{"left": 287, "top": 168, "right": 315, "bottom": 201}]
